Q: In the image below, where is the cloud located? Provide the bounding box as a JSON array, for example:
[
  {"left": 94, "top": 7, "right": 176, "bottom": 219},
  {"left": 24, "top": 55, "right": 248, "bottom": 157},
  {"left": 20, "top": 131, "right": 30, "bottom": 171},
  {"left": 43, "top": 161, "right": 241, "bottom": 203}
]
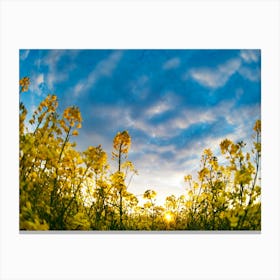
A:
[
  {"left": 88, "top": 104, "right": 133, "bottom": 131},
  {"left": 73, "top": 82, "right": 85, "bottom": 96},
  {"left": 144, "top": 101, "right": 233, "bottom": 139},
  {"left": 36, "top": 73, "right": 44, "bottom": 85},
  {"left": 142, "top": 91, "right": 180, "bottom": 119},
  {"left": 88, "top": 97, "right": 234, "bottom": 146},
  {"left": 44, "top": 50, "right": 66, "bottom": 69},
  {"left": 145, "top": 98, "right": 173, "bottom": 118},
  {"left": 20, "top": 50, "right": 30, "bottom": 61},
  {"left": 41, "top": 50, "right": 68, "bottom": 88},
  {"left": 130, "top": 75, "right": 150, "bottom": 100},
  {"left": 189, "top": 58, "right": 241, "bottom": 89},
  {"left": 29, "top": 73, "right": 47, "bottom": 96},
  {"left": 95, "top": 50, "right": 123, "bottom": 76},
  {"left": 225, "top": 103, "right": 260, "bottom": 131},
  {"left": 238, "top": 66, "right": 260, "bottom": 82},
  {"left": 73, "top": 51, "right": 123, "bottom": 97},
  {"left": 167, "top": 106, "right": 217, "bottom": 131},
  {"left": 47, "top": 72, "right": 68, "bottom": 89},
  {"left": 240, "top": 50, "right": 260, "bottom": 63},
  {"left": 162, "top": 57, "right": 180, "bottom": 70}
]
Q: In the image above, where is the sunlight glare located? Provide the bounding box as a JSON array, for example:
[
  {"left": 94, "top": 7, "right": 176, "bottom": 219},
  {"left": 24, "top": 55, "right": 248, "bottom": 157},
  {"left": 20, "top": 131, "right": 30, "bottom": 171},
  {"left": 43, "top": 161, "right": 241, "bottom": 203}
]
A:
[{"left": 164, "top": 212, "right": 173, "bottom": 222}]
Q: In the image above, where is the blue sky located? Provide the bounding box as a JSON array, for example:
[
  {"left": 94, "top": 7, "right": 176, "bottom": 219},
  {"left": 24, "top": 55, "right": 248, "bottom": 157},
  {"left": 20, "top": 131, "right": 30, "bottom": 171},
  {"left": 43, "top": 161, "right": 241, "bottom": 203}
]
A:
[{"left": 19, "top": 49, "right": 261, "bottom": 204}]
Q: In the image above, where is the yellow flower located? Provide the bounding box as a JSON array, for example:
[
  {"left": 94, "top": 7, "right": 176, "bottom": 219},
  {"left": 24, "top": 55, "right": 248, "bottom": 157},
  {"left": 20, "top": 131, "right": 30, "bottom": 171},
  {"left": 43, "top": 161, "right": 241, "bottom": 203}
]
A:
[
  {"left": 30, "top": 172, "right": 37, "bottom": 180},
  {"left": 184, "top": 175, "right": 192, "bottom": 182},
  {"left": 19, "top": 77, "right": 30, "bottom": 92},
  {"left": 203, "top": 148, "right": 213, "bottom": 157},
  {"left": 219, "top": 211, "right": 225, "bottom": 219},
  {"left": 254, "top": 120, "right": 261, "bottom": 133},
  {"left": 229, "top": 216, "right": 239, "bottom": 228},
  {"left": 72, "top": 130, "right": 79, "bottom": 136},
  {"left": 186, "top": 201, "right": 193, "bottom": 208}
]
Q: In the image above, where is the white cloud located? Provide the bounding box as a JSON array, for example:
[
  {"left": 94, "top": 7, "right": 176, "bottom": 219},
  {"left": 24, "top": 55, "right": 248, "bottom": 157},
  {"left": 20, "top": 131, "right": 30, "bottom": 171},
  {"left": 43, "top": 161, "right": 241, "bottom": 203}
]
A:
[
  {"left": 90, "top": 100, "right": 236, "bottom": 144},
  {"left": 189, "top": 58, "right": 241, "bottom": 89},
  {"left": 95, "top": 50, "right": 123, "bottom": 76},
  {"left": 168, "top": 106, "right": 217, "bottom": 130},
  {"left": 160, "top": 101, "right": 233, "bottom": 137},
  {"left": 224, "top": 104, "right": 260, "bottom": 137},
  {"left": 240, "top": 50, "right": 260, "bottom": 63},
  {"left": 44, "top": 50, "right": 65, "bottom": 68},
  {"left": 20, "top": 50, "right": 30, "bottom": 60},
  {"left": 130, "top": 75, "right": 150, "bottom": 100},
  {"left": 238, "top": 66, "right": 260, "bottom": 82},
  {"left": 73, "top": 82, "right": 86, "bottom": 97},
  {"left": 124, "top": 101, "right": 231, "bottom": 140},
  {"left": 73, "top": 50, "right": 123, "bottom": 97},
  {"left": 36, "top": 73, "right": 44, "bottom": 85},
  {"left": 47, "top": 72, "right": 68, "bottom": 89},
  {"left": 41, "top": 50, "right": 68, "bottom": 88},
  {"left": 90, "top": 104, "right": 132, "bottom": 128},
  {"left": 29, "top": 73, "right": 45, "bottom": 96},
  {"left": 121, "top": 100, "right": 231, "bottom": 142},
  {"left": 145, "top": 100, "right": 172, "bottom": 117},
  {"left": 162, "top": 57, "right": 180, "bottom": 70},
  {"left": 145, "top": 91, "right": 180, "bottom": 118}
]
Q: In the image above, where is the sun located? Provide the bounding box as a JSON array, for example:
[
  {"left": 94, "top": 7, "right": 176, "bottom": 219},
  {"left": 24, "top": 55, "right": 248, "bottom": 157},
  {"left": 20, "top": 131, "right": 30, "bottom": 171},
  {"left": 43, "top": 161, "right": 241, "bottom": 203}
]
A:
[{"left": 164, "top": 212, "right": 173, "bottom": 222}]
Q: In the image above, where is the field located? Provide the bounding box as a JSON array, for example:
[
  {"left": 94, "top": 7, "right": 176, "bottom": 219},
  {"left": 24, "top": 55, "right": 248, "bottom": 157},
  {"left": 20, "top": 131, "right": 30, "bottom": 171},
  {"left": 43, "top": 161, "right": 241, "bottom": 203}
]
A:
[{"left": 19, "top": 50, "right": 261, "bottom": 231}]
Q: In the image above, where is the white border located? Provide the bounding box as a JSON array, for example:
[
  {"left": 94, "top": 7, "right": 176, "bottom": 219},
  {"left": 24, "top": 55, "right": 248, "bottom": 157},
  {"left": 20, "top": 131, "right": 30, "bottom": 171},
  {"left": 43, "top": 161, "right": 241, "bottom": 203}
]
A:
[{"left": 1, "top": 1, "right": 279, "bottom": 280}]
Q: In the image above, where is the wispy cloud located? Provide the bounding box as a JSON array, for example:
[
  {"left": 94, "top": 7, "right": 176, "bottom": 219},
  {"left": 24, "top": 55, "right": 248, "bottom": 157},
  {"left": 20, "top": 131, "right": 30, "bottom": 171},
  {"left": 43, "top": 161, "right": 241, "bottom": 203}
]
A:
[
  {"left": 89, "top": 98, "right": 234, "bottom": 144},
  {"left": 145, "top": 91, "right": 178, "bottom": 118},
  {"left": 44, "top": 50, "right": 65, "bottom": 69},
  {"left": 240, "top": 50, "right": 260, "bottom": 63},
  {"left": 42, "top": 50, "right": 68, "bottom": 88},
  {"left": 144, "top": 101, "right": 233, "bottom": 139},
  {"left": 35, "top": 73, "right": 44, "bottom": 85},
  {"left": 189, "top": 58, "right": 241, "bottom": 89},
  {"left": 162, "top": 57, "right": 180, "bottom": 70},
  {"left": 130, "top": 75, "right": 150, "bottom": 100},
  {"left": 225, "top": 103, "right": 260, "bottom": 132},
  {"left": 238, "top": 66, "right": 261, "bottom": 82},
  {"left": 20, "top": 50, "right": 30, "bottom": 61},
  {"left": 73, "top": 51, "right": 123, "bottom": 97},
  {"left": 146, "top": 101, "right": 172, "bottom": 117},
  {"left": 29, "top": 73, "right": 47, "bottom": 96}
]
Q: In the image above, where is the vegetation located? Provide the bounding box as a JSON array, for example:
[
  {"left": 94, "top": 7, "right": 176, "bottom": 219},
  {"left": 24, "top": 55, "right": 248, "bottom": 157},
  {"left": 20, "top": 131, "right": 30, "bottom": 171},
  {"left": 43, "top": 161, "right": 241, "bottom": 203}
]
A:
[{"left": 19, "top": 77, "right": 261, "bottom": 230}]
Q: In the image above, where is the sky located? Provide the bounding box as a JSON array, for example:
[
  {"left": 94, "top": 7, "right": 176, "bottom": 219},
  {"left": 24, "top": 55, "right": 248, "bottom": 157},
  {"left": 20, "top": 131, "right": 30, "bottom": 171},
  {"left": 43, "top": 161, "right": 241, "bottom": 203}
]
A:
[{"left": 19, "top": 49, "right": 261, "bottom": 205}]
